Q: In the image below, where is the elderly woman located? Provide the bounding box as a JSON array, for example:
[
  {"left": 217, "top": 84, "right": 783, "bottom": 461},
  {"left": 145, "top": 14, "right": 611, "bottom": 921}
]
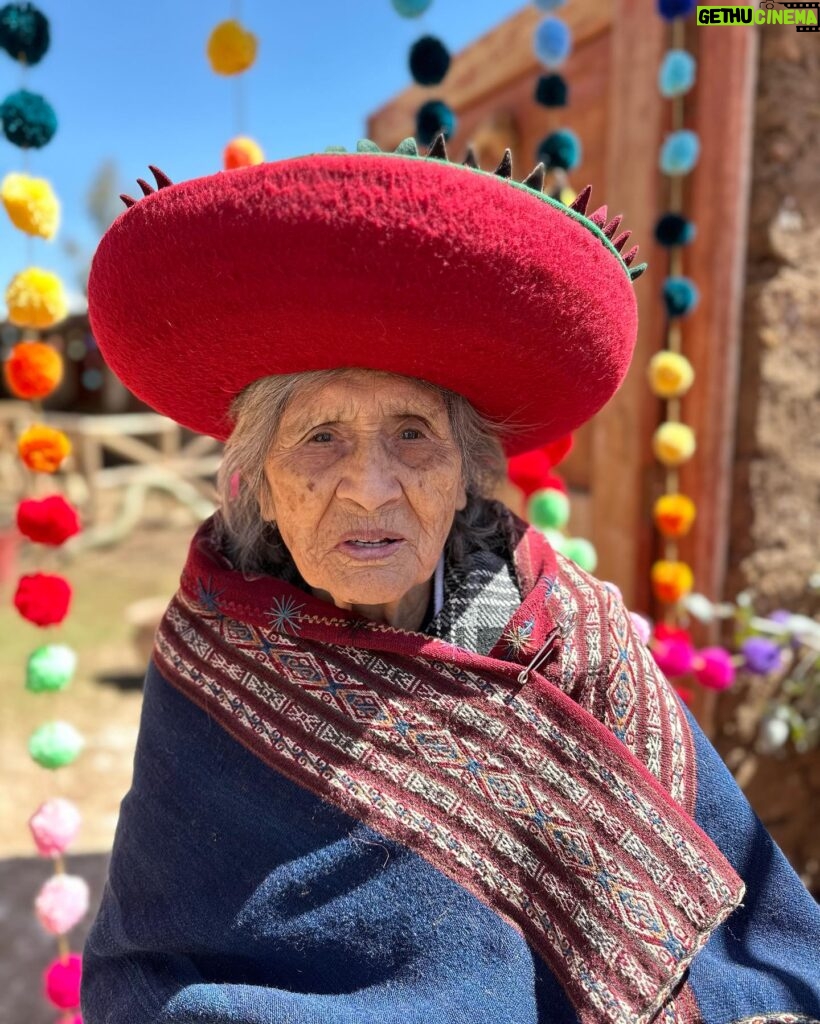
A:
[{"left": 81, "top": 138, "right": 820, "bottom": 1024}]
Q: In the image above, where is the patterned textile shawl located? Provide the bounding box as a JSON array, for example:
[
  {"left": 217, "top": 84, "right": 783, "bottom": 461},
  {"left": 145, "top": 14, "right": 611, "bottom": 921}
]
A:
[{"left": 153, "top": 512, "right": 745, "bottom": 1024}]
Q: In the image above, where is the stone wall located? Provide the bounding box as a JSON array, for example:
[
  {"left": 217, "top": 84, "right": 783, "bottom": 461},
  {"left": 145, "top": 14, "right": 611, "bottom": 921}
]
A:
[{"left": 717, "top": 25, "right": 820, "bottom": 896}]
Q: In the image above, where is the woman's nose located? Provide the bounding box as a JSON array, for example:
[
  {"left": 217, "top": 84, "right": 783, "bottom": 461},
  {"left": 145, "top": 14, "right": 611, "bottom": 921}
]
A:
[{"left": 335, "top": 438, "right": 403, "bottom": 511}]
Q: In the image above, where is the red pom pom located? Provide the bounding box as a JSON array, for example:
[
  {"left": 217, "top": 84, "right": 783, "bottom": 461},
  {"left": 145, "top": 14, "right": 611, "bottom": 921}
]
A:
[
  {"left": 543, "top": 434, "right": 573, "bottom": 467},
  {"left": 13, "top": 573, "right": 72, "bottom": 626},
  {"left": 508, "top": 450, "right": 552, "bottom": 497},
  {"left": 653, "top": 623, "right": 692, "bottom": 645},
  {"left": 44, "top": 952, "right": 82, "bottom": 1009},
  {"left": 16, "top": 495, "right": 81, "bottom": 546}
]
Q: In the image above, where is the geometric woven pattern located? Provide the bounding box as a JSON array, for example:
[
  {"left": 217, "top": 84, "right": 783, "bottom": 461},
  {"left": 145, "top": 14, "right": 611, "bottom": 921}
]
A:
[{"left": 153, "top": 514, "right": 744, "bottom": 1024}]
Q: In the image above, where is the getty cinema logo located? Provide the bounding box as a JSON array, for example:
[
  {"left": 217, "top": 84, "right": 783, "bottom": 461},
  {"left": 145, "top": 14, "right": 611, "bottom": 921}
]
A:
[{"left": 697, "top": 1, "right": 820, "bottom": 27}]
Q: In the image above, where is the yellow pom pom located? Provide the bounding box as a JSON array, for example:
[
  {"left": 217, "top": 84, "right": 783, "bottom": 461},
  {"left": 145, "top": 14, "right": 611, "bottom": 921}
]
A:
[
  {"left": 648, "top": 351, "right": 695, "bottom": 399},
  {"left": 652, "top": 421, "right": 696, "bottom": 467},
  {"left": 559, "top": 186, "right": 576, "bottom": 206},
  {"left": 223, "top": 136, "right": 264, "bottom": 170},
  {"left": 653, "top": 493, "right": 697, "bottom": 538},
  {"left": 651, "top": 560, "right": 694, "bottom": 604},
  {"left": 207, "top": 19, "right": 257, "bottom": 75},
  {"left": 1, "top": 173, "right": 60, "bottom": 239},
  {"left": 5, "top": 268, "right": 68, "bottom": 329},
  {"left": 18, "top": 424, "right": 72, "bottom": 473}
]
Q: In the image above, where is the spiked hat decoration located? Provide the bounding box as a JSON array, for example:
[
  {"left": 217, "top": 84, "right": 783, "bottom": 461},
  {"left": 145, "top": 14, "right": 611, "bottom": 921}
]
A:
[{"left": 87, "top": 134, "right": 646, "bottom": 456}]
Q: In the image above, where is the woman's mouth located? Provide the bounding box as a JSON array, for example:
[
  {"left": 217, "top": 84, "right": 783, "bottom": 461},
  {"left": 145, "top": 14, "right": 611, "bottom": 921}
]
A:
[{"left": 337, "top": 535, "right": 405, "bottom": 560}]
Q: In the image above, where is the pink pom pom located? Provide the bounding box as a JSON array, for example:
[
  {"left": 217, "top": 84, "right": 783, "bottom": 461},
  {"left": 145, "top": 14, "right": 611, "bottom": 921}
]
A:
[
  {"left": 629, "top": 612, "right": 652, "bottom": 646},
  {"left": 66, "top": 1016, "right": 83, "bottom": 1024},
  {"left": 44, "top": 952, "right": 82, "bottom": 1009},
  {"left": 34, "top": 874, "right": 89, "bottom": 935},
  {"left": 29, "top": 797, "right": 81, "bottom": 857},
  {"left": 652, "top": 637, "right": 695, "bottom": 678},
  {"left": 693, "top": 646, "right": 736, "bottom": 690}
]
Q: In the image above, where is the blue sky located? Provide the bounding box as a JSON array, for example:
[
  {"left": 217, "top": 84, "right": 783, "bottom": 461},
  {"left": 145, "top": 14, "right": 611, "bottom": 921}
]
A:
[{"left": 0, "top": 0, "right": 527, "bottom": 316}]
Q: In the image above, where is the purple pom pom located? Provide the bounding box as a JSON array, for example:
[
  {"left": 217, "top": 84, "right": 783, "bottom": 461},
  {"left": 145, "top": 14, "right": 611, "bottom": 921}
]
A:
[{"left": 741, "top": 636, "right": 782, "bottom": 675}]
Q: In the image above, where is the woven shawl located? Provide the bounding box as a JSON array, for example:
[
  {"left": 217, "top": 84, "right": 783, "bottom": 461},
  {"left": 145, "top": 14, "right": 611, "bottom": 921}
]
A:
[{"left": 152, "top": 511, "right": 745, "bottom": 1024}]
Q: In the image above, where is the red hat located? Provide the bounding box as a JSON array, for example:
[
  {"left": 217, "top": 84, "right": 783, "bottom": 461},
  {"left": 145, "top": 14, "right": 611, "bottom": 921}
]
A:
[{"left": 87, "top": 135, "right": 646, "bottom": 456}]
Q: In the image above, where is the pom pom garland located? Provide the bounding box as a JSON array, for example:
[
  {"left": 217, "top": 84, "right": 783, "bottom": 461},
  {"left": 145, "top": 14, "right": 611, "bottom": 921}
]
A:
[
  {"left": 657, "top": 0, "right": 697, "bottom": 19},
  {"left": 223, "top": 136, "right": 264, "bottom": 170},
  {"left": 659, "top": 49, "right": 696, "bottom": 97},
  {"left": 647, "top": 351, "right": 695, "bottom": 398},
  {"left": 653, "top": 493, "right": 696, "bottom": 537},
  {"left": 34, "top": 873, "right": 89, "bottom": 934},
  {"left": 662, "top": 275, "right": 699, "bottom": 318},
  {"left": 44, "top": 952, "right": 82, "bottom": 1009},
  {"left": 660, "top": 129, "right": 700, "bottom": 175},
  {"left": 26, "top": 643, "right": 78, "bottom": 693},
  {"left": 536, "top": 128, "right": 581, "bottom": 171},
  {"left": 16, "top": 494, "right": 81, "bottom": 545},
  {"left": 206, "top": 19, "right": 257, "bottom": 75},
  {"left": 693, "top": 647, "right": 736, "bottom": 690},
  {"left": 409, "top": 35, "right": 450, "bottom": 86},
  {"left": 652, "top": 421, "right": 696, "bottom": 466},
  {"left": 534, "top": 16, "right": 572, "bottom": 68},
  {"left": 0, "top": 2, "right": 51, "bottom": 65},
  {"left": 28, "top": 720, "right": 84, "bottom": 770},
  {"left": 527, "top": 487, "right": 570, "bottom": 529},
  {"left": 391, "top": 0, "right": 433, "bottom": 16},
  {"left": 14, "top": 571, "right": 72, "bottom": 626},
  {"left": 415, "top": 99, "right": 456, "bottom": 145},
  {"left": 652, "top": 637, "right": 695, "bottom": 678},
  {"left": 741, "top": 636, "right": 783, "bottom": 675},
  {"left": 5, "top": 266, "right": 67, "bottom": 327},
  {"left": 534, "top": 73, "right": 568, "bottom": 107},
  {"left": 562, "top": 537, "right": 597, "bottom": 572},
  {"left": 654, "top": 212, "right": 695, "bottom": 247},
  {"left": 0, "top": 88, "right": 57, "bottom": 147},
  {"left": 651, "top": 560, "right": 694, "bottom": 603},
  {"left": 29, "top": 797, "right": 81, "bottom": 857},
  {"left": 3, "top": 339, "right": 63, "bottom": 398},
  {"left": 1, "top": 171, "right": 59, "bottom": 237},
  {"left": 17, "top": 424, "right": 72, "bottom": 472}
]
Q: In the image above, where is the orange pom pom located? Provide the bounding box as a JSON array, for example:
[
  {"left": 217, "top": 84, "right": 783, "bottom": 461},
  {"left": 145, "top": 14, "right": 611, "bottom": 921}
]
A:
[
  {"left": 653, "top": 494, "right": 697, "bottom": 538},
  {"left": 4, "top": 341, "right": 63, "bottom": 399},
  {"left": 223, "top": 136, "right": 264, "bottom": 170},
  {"left": 651, "top": 560, "right": 694, "bottom": 604},
  {"left": 17, "top": 425, "right": 71, "bottom": 473}
]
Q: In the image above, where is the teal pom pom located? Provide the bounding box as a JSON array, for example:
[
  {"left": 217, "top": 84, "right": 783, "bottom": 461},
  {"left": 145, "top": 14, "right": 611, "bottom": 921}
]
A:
[
  {"left": 26, "top": 644, "right": 77, "bottom": 694},
  {"left": 562, "top": 537, "right": 598, "bottom": 572},
  {"left": 657, "top": 0, "right": 696, "bottom": 19},
  {"left": 0, "top": 88, "right": 57, "bottom": 148},
  {"left": 534, "top": 73, "right": 568, "bottom": 107},
  {"left": 533, "top": 0, "right": 568, "bottom": 9},
  {"left": 655, "top": 212, "right": 696, "bottom": 247},
  {"left": 527, "top": 488, "right": 570, "bottom": 530},
  {"left": 659, "top": 50, "right": 696, "bottom": 97},
  {"left": 537, "top": 129, "right": 581, "bottom": 171},
  {"left": 663, "top": 276, "right": 699, "bottom": 317},
  {"left": 409, "top": 35, "right": 450, "bottom": 86},
  {"left": 0, "top": 2, "right": 50, "bottom": 65},
  {"left": 391, "top": 0, "right": 433, "bottom": 16},
  {"left": 416, "top": 99, "right": 456, "bottom": 146},
  {"left": 660, "top": 130, "right": 699, "bottom": 175},
  {"left": 29, "top": 721, "right": 84, "bottom": 770},
  {"left": 533, "top": 16, "right": 572, "bottom": 69}
]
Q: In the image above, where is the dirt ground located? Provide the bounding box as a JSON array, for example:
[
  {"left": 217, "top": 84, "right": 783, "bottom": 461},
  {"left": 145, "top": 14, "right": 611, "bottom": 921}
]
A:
[{"left": 1, "top": 494, "right": 200, "bottom": 859}]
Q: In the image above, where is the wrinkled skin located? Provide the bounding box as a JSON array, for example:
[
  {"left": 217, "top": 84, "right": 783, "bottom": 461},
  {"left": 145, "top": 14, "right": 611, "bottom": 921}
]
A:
[{"left": 260, "top": 370, "right": 467, "bottom": 631}]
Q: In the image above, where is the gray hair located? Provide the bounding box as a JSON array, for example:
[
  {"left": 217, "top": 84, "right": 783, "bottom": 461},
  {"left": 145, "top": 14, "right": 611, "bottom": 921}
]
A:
[{"left": 212, "top": 368, "right": 511, "bottom": 578}]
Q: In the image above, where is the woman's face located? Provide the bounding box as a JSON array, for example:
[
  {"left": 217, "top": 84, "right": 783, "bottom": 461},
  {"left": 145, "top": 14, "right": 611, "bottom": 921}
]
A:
[{"left": 261, "top": 370, "right": 467, "bottom": 611}]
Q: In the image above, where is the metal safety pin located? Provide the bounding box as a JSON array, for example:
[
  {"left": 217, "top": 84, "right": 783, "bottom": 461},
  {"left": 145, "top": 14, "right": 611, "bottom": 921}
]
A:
[{"left": 516, "top": 614, "right": 575, "bottom": 686}]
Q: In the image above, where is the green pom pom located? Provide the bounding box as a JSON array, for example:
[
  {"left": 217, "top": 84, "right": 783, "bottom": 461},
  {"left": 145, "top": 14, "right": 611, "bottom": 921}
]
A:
[
  {"left": 26, "top": 644, "right": 77, "bottom": 693},
  {"left": 562, "top": 537, "right": 598, "bottom": 572},
  {"left": 28, "top": 721, "right": 84, "bottom": 769},
  {"left": 527, "top": 488, "right": 570, "bottom": 530},
  {"left": 539, "top": 527, "right": 566, "bottom": 552},
  {"left": 355, "top": 139, "right": 381, "bottom": 153}
]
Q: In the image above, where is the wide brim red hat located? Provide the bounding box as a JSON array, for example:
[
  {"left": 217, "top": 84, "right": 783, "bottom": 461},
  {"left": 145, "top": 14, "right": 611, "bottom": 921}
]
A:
[{"left": 87, "top": 136, "right": 645, "bottom": 456}]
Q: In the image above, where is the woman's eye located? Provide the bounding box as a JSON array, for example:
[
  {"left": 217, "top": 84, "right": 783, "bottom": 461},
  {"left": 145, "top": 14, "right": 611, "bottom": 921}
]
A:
[
  {"left": 309, "top": 431, "right": 333, "bottom": 444},
  {"left": 400, "top": 428, "right": 423, "bottom": 441}
]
